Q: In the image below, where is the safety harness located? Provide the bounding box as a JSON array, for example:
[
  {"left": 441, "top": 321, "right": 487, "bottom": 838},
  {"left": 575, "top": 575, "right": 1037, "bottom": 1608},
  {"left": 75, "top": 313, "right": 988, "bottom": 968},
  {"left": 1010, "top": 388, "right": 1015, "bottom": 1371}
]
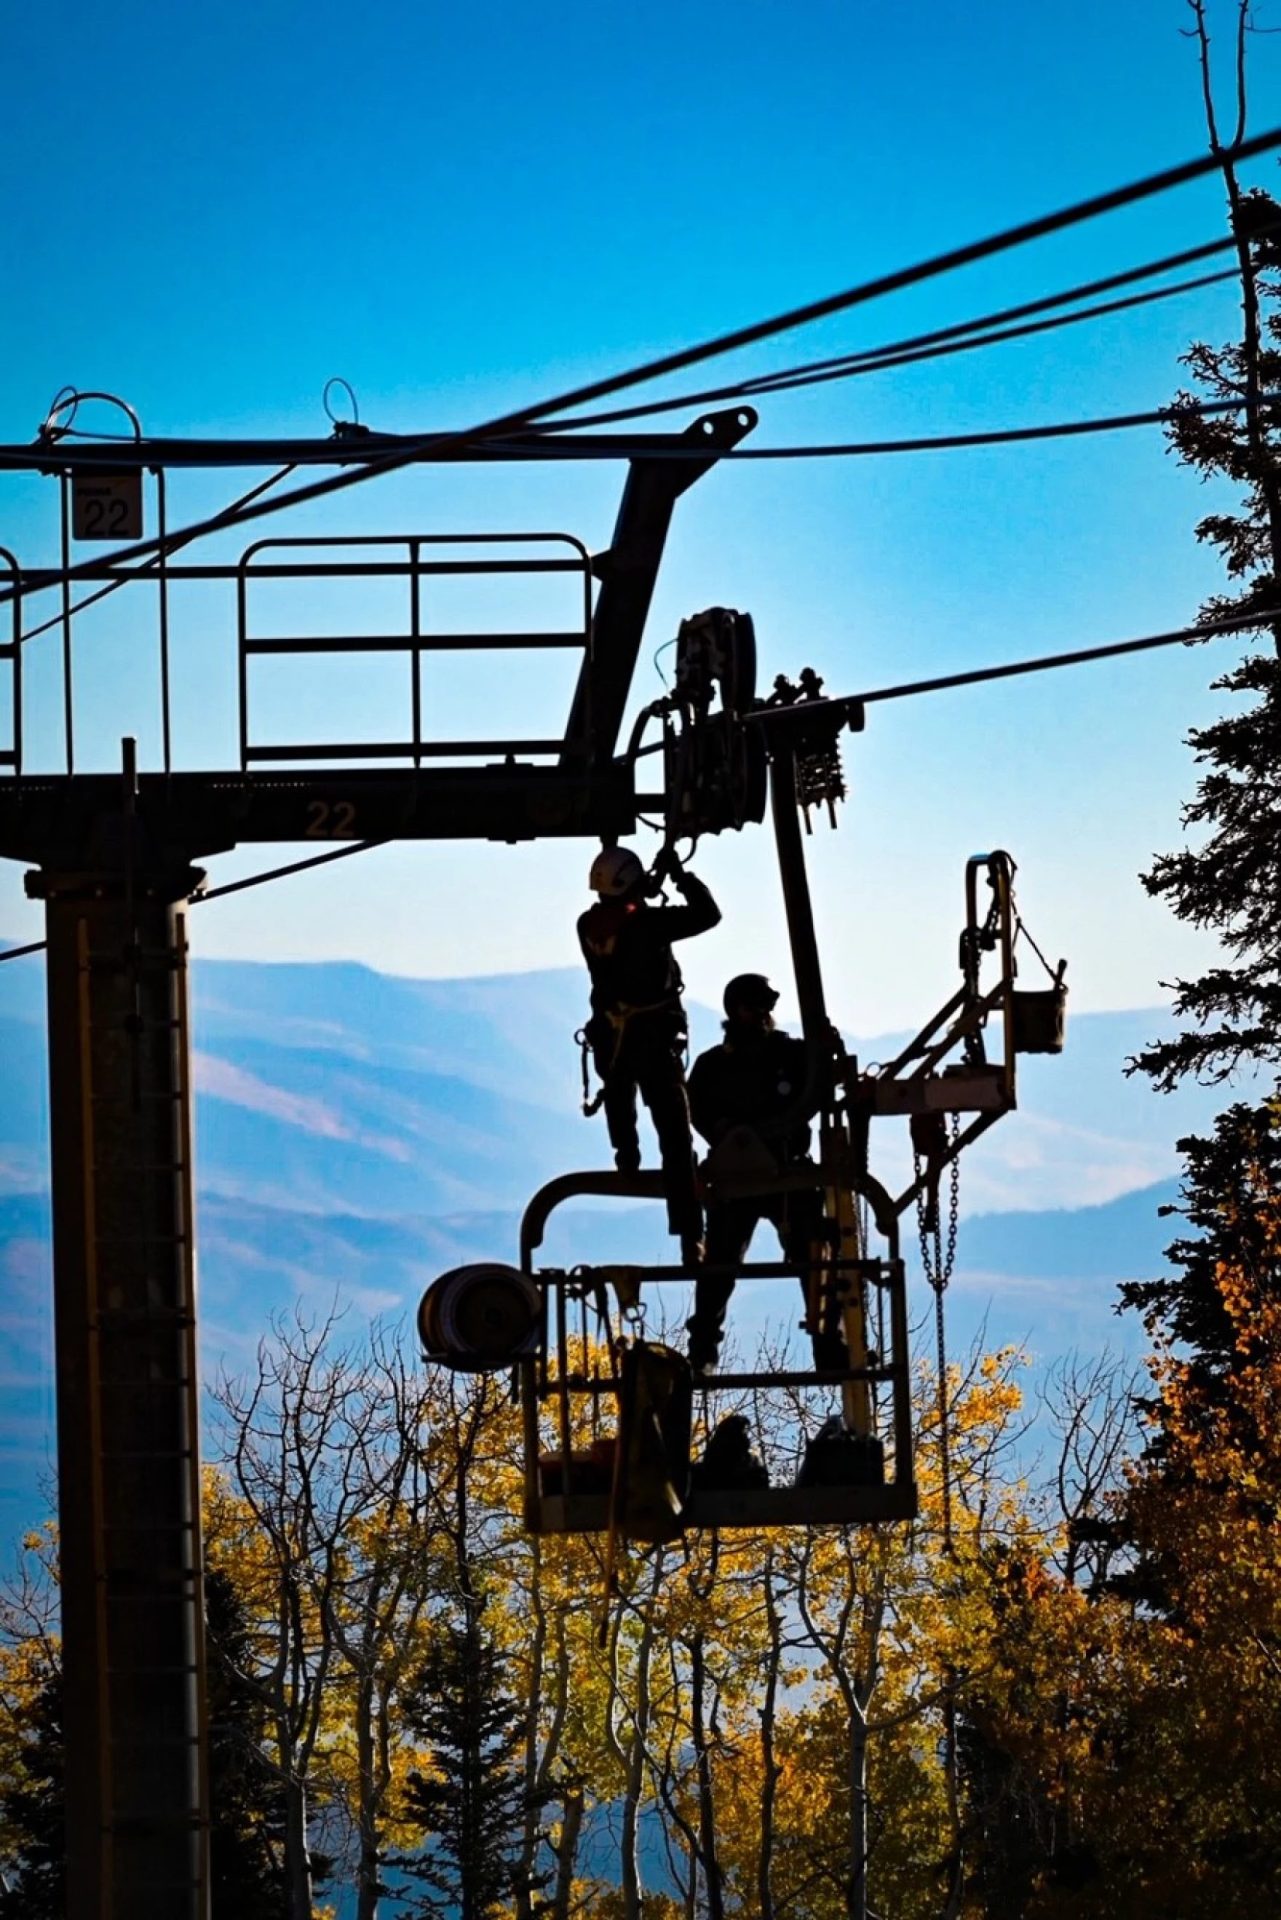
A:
[{"left": 577, "top": 995, "right": 683, "bottom": 1115}]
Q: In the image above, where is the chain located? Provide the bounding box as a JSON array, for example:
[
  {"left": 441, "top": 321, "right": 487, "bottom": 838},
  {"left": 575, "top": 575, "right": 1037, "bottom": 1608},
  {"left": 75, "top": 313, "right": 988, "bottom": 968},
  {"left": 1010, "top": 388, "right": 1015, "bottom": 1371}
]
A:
[
  {"left": 913, "top": 1117, "right": 960, "bottom": 1554},
  {"left": 913, "top": 1118, "right": 959, "bottom": 1292}
]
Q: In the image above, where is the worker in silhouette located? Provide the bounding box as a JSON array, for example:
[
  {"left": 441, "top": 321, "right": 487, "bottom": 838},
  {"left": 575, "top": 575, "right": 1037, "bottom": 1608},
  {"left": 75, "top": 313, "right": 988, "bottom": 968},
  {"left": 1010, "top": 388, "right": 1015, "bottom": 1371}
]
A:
[
  {"left": 685, "top": 973, "right": 842, "bottom": 1374},
  {"left": 578, "top": 844, "right": 720, "bottom": 1264}
]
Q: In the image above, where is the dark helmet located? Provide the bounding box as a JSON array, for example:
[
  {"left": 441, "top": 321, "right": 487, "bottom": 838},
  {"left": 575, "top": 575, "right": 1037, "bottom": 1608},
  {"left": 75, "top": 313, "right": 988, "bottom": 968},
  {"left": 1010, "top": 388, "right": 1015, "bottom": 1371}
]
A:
[{"left": 722, "top": 972, "right": 779, "bottom": 1017}]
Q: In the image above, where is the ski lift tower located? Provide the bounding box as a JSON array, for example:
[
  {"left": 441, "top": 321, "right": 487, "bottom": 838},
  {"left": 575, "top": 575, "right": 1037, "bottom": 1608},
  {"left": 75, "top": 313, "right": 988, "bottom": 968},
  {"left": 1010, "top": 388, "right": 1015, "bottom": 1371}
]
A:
[{"left": 0, "top": 395, "right": 757, "bottom": 1920}]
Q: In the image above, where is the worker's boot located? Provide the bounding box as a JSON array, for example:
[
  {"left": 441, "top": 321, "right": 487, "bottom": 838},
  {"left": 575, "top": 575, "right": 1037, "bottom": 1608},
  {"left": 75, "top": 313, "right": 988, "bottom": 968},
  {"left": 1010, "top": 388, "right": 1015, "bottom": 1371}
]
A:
[
  {"left": 680, "top": 1231, "right": 706, "bottom": 1270},
  {"left": 685, "top": 1314, "right": 720, "bottom": 1378},
  {"left": 811, "top": 1329, "right": 848, "bottom": 1374}
]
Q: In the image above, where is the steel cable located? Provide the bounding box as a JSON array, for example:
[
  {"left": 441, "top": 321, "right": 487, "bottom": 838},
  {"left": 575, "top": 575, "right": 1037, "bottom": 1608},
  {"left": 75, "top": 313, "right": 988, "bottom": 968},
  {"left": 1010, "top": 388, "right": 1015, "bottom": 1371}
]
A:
[
  {"left": 3, "top": 602, "right": 1275, "bottom": 969},
  {"left": 533, "top": 246, "right": 1253, "bottom": 434},
  {"left": 0, "top": 837, "right": 389, "bottom": 963},
  {"left": 483, "top": 390, "right": 1280, "bottom": 463},
  {"left": 1, "top": 126, "right": 1277, "bottom": 604}
]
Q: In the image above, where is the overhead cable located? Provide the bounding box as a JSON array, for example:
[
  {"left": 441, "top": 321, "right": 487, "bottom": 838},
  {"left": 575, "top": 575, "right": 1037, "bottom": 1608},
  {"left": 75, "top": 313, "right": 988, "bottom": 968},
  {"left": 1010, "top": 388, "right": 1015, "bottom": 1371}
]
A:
[
  {"left": 486, "top": 391, "right": 1279, "bottom": 462},
  {"left": 2, "top": 267, "right": 1238, "bottom": 484},
  {"left": 0, "top": 940, "right": 46, "bottom": 965},
  {"left": 732, "top": 271, "right": 1237, "bottom": 399},
  {"left": 2, "top": 236, "right": 1250, "bottom": 472},
  {"left": 2, "top": 124, "right": 1278, "bottom": 603},
  {"left": 0, "top": 836, "right": 390, "bottom": 965},
  {"left": 858, "top": 605, "right": 1281, "bottom": 703},
  {"left": 535, "top": 250, "right": 1250, "bottom": 434},
  {"left": 2, "top": 603, "right": 1271, "bottom": 974},
  {"left": 1, "top": 386, "right": 1261, "bottom": 517},
  {"left": 198, "top": 837, "right": 387, "bottom": 901}
]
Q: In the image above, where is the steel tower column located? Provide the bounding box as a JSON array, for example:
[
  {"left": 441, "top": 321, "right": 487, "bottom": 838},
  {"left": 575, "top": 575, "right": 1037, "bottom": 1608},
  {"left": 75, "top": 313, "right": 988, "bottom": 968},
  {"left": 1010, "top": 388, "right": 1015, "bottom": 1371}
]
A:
[{"left": 29, "top": 860, "right": 209, "bottom": 1920}]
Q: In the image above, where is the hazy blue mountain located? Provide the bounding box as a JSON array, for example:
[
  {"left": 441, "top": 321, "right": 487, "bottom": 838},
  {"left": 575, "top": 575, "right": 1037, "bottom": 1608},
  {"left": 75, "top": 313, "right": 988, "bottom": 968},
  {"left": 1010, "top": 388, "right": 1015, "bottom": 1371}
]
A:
[
  {"left": 0, "top": 949, "right": 1229, "bottom": 1218},
  {"left": 0, "top": 1167, "right": 1178, "bottom": 1536},
  {"left": 0, "top": 946, "right": 1214, "bottom": 1538}
]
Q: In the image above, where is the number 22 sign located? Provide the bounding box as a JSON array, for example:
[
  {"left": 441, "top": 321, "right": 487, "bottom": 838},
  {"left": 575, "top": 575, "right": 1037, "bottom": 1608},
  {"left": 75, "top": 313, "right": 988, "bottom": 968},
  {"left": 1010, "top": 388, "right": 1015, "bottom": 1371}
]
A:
[{"left": 71, "top": 472, "right": 144, "bottom": 541}]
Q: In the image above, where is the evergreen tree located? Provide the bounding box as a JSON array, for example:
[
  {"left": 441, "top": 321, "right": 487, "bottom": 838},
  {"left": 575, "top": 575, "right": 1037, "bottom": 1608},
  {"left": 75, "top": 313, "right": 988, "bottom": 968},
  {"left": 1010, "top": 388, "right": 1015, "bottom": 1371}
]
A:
[
  {"left": 1130, "top": 172, "right": 1281, "bottom": 1097},
  {"left": 395, "top": 1609, "right": 532, "bottom": 1920},
  {"left": 204, "top": 1564, "right": 293, "bottom": 1916},
  {"left": 1120, "top": 1102, "right": 1281, "bottom": 1417},
  {"left": 0, "top": 1570, "right": 302, "bottom": 1919},
  {"left": 1126, "top": 12, "right": 1281, "bottom": 1409}
]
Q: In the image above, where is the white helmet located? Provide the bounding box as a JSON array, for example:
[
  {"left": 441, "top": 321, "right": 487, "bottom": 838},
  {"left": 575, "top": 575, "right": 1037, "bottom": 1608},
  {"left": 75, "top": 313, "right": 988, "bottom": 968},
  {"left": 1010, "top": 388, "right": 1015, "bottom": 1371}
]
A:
[{"left": 590, "top": 846, "right": 645, "bottom": 897}]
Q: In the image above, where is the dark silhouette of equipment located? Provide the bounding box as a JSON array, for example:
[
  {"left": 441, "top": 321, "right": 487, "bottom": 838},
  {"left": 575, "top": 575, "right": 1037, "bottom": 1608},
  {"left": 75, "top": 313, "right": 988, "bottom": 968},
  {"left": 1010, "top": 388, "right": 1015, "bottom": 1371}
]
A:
[
  {"left": 420, "top": 662, "right": 1067, "bottom": 1540},
  {"left": 1, "top": 383, "right": 1068, "bottom": 1912},
  {"left": 418, "top": 1264, "right": 541, "bottom": 1370},
  {"left": 0, "top": 399, "right": 753, "bottom": 1920},
  {"left": 693, "top": 1415, "right": 770, "bottom": 1491}
]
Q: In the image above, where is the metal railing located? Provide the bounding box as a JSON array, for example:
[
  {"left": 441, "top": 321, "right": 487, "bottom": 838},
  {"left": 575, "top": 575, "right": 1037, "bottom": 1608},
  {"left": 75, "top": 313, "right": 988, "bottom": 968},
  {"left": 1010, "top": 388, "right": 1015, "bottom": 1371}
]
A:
[
  {"left": 236, "top": 531, "right": 594, "bottom": 770},
  {"left": 514, "top": 1166, "right": 917, "bottom": 1533}
]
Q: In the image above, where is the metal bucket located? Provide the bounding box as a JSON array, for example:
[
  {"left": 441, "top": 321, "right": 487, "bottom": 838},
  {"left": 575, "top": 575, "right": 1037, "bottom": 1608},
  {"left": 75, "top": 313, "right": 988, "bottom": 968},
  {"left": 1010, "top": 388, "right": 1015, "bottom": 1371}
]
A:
[{"left": 1012, "top": 983, "right": 1067, "bottom": 1055}]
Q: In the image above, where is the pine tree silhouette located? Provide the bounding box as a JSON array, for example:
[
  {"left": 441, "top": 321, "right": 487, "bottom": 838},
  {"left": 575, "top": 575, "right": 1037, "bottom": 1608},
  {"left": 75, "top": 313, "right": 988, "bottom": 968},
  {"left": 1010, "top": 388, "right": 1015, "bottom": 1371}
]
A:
[
  {"left": 1125, "top": 167, "right": 1281, "bottom": 1425},
  {"left": 395, "top": 1607, "right": 533, "bottom": 1920}
]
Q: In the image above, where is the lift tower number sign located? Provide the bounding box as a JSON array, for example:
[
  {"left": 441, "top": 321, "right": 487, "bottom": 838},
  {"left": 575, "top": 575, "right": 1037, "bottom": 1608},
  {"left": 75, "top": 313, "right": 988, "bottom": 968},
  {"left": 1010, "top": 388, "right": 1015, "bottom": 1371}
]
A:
[{"left": 71, "top": 471, "right": 143, "bottom": 540}]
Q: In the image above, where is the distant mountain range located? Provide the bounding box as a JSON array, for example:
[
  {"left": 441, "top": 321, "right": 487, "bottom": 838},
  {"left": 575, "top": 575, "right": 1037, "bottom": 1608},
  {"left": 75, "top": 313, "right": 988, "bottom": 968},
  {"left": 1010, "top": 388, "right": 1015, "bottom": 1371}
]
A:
[{"left": 0, "top": 949, "right": 1229, "bottom": 1532}]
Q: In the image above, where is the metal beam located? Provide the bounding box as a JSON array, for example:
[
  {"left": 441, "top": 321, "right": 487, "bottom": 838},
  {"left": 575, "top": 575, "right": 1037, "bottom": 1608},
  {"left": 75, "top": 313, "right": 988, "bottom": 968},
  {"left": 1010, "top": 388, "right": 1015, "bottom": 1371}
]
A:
[
  {"left": 562, "top": 406, "right": 757, "bottom": 771},
  {"left": 0, "top": 764, "right": 637, "bottom": 865},
  {"left": 0, "top": 423, "right": 757, "bottom": 475}
]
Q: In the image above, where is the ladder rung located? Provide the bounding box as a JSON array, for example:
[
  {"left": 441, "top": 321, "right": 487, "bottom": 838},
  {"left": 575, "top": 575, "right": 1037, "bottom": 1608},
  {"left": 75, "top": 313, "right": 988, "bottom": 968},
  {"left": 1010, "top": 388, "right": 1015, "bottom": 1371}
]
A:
[
  {"left": 97, "top": 1448, "right": 197, "bottom": 1462},
  {"left": 94, "top": 1311, "right": 194, "bottom": 1328},
  {"left": 99, "top": 1162, "right": 188, "bottom": 1176},
  {"left": 92, "top": 1238, "right": 187, "bottom": 1250},
  {"left": 91, "top": 1089, "right": 182, "bottom": 1103},
  {"left": 102, "top": 1569, "right": 199, "bottom": 1586},
  {"left": 106, "top": 1666, "right": 201, "bottom": 1681}
]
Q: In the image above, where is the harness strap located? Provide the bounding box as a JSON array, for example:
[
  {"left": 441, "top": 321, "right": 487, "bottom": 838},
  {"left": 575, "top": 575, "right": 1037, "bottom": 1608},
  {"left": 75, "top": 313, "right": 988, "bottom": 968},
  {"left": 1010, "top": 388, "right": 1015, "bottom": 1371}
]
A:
[{"left": 576, "top": 995, "right": 684, "bottom": 1114}]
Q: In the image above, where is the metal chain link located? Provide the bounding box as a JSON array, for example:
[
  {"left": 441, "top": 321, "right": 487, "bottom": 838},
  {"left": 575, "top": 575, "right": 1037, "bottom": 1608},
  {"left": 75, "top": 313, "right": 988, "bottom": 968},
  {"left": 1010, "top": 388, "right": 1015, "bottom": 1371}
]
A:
[
  {"left": 913, "top": 1117, "right": 960, "bottom": 1292},
  {"left": 913, "top": 1117, "right": 960, "bottom": 1553}
]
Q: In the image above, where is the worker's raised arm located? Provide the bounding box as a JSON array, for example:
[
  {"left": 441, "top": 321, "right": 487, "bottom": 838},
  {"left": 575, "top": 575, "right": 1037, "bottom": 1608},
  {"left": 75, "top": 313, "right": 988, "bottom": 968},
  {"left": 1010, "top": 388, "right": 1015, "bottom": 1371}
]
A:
[{"left": 656, "top": 863, "right": 721, "bottom": 941}]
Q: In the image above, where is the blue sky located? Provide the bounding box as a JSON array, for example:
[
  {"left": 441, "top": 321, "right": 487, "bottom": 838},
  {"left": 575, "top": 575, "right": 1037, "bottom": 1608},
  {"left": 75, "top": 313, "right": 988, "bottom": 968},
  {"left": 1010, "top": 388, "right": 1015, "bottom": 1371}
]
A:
[{"left": 2, "top": 0, "right": 1279, "bottom": 1032}]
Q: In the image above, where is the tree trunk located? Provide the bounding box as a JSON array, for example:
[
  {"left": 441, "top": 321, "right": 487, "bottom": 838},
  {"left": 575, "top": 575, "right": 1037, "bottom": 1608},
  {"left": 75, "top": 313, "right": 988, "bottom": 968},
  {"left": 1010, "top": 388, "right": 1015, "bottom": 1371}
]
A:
[
  {"left": 620, "top": 1755, "right": 643, "bottom": 1920},
  {"left": 848, "top": 1701, "right": 869, "bottom": 1920},
  {"left": 619, "top": 1556, "right": 663, "bottom": 1920},
  {"left": 354, "top": 1676, "right": 381, "bottom": 1920},
  {"left": 282, "top": 1772, "right": 314, "bottom": 1920},
  {"left": 757, "top": 1553, "right": 781, "bottom": 1920},
  {"left": 550, "top": 1784, "right": 584, "bottom": 1920},
  {"left": 690, "top": 1632, "right": 725, "bottom": 1920},
  {"left": 514, "top": 1538, "right": 548, "bottom": 1920}
]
